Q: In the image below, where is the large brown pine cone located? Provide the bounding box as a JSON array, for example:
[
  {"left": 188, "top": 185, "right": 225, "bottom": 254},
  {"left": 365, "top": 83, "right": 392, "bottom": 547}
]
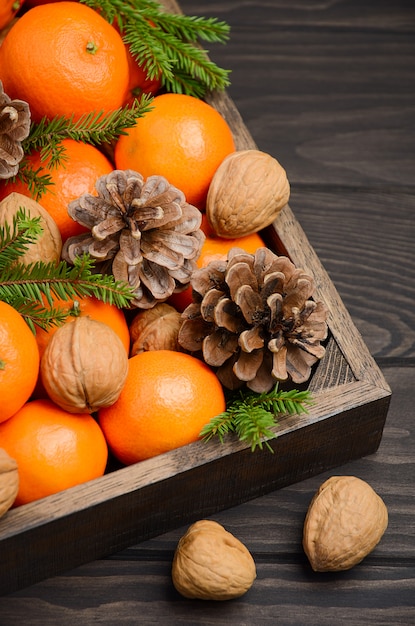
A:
[
  {"left": 178, "top": 247, "right": 328, "bottom": 392},
  {"left": 62, "top": 169, "right": 205, "bottom": 308}
]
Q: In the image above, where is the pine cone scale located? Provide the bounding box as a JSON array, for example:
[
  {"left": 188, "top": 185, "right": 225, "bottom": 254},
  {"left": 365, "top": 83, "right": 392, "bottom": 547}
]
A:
[
  {"left": 68, "top": 195, "right": 116, "bottom": 229},
  {"left": 203, "top": 330, "right": 239, "bottom": 367},
  {"left": 233, "top": 348, "right": 264, "bottom": 382},
  {"left": 271, "top": 346, "right": 288, "bottom": 381},
  {"left": 172, "top": 204, "right": 204, "bottom": 234},
  {"left": 234, "top": 284, "right": 263, "bottom": 325},
  {"left": 262, "top": 271, "right": 285, "bottom": 301},
  {"left": 239, "top": 326, "right": 265, "bottom": 352},
  {"left": 92, "top": 215, "right": 126, "bottom": 241},
  {"left": 226, "top": 261, "right": 258, "bottom": 296},
  {"left": 214, "top": 297, "right": 246, "bottom": 334},
  {"left": 139, "top": 258, "right": 176, "bottom": 301},
  {"left": 200, "top": 288, "right": 225, "bottom": 323}
]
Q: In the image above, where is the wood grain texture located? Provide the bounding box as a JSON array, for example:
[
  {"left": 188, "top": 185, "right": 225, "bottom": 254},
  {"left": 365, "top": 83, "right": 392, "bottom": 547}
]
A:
[{"left": 0, "top": 0, "right": 413, "bottom": 622}]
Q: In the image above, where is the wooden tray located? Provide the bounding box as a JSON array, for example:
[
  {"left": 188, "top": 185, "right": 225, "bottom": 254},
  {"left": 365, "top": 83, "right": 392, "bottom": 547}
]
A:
[{"left": 0, "top": 0, "right": 391, "bottom": 596}]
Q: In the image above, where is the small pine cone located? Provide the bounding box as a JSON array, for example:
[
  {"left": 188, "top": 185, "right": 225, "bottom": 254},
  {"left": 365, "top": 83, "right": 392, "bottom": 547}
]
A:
[
  {"left": 178, "top": 247, "right": 328, "bottom": 392},
  {"left": 0, "top": 81, "right": 31, "bottom": 179},
  {"left": 62, "top": 170, "right": 205, "bottom": 308}
]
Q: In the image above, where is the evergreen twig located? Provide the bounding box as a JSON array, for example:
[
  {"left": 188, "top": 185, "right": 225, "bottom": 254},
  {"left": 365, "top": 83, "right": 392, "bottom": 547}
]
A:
[
  {"left": 200, "top": 385, "right": 314, "bottom": 452},
  {"left": 0, "top": 209, "right": 135, "bottom": 332},
  {"left": 80, "top": 0, "right": 231, "bottom": 98},
  {"left": 23, "top": 96, "right": 153, "bottom": 159}
]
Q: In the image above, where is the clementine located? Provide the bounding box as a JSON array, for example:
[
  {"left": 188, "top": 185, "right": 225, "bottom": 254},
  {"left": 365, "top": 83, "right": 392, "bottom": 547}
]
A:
[
  {"left": 0, "top": 398, "right": 108, "bottom": 506},
  {"left": 0, "top": 301, "right": 40, "bottom": 423},
  {"left": 98, "top": 350, "right": 226, "bottom": 464},
  {"left": 114, "top": 93, "right": 236, "bottom": 209},
  {"left": 0, "top": 139, "right": 114, "bottom": 242},
  {"left": 0, "top": 1, "right": 129, "bottom": 123}
]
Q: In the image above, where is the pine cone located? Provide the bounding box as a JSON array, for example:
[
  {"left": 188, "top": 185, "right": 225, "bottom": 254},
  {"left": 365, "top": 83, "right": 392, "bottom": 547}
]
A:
[
  {"left": 0, "top": 81, "right": 31, "bottom": 179},
  {"left": 62, "top": 170, "right": 205, "bottom": 308},
  {"left": 178, "top": 247, "right": 328, "bottom": 392}
]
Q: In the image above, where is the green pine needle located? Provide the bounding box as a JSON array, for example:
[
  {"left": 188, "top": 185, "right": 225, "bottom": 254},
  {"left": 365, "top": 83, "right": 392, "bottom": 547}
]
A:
[
  {"left": 200, "top": 384, "right": 314, "bottom": 452},
  {"left": 0, "top": 209, "right": 135, "bottom": 332},
  {"left": 80, "top": 0, "right": 231, "bottom": 97}
]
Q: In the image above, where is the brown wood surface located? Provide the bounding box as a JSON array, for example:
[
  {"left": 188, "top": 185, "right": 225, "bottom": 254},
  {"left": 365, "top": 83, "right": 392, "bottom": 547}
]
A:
[{"left": 0, "top": 0, "right": 414, "bottom": 623}]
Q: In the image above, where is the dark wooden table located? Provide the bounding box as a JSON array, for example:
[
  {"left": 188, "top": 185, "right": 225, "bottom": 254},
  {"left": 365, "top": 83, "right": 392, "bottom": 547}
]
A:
[{"left": 1, "top": 1, "right": 414, "bottom": 623}]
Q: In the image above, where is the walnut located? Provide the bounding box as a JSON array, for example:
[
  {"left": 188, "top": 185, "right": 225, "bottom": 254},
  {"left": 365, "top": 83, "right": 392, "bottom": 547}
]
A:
[
  {"left": 172, "top": 520, "right": 256, "bottom": 600},
  {"left": 206, "top": 149, "right": 290, "bottom": 238},
  {"left": 41, "top": 316, "right": 129, "bottom": 413},
  {"left": 0, "top": 81, "right": 31, "bottom": 179},
  {"left": 61, "top": 170, "right": 205, "bottom": 309},
  {"left": 303, "top": 476, "right": 388, "bottom": 572},
  {"left": 129, "top": 302, "right": 183, "bottom": 356},
  {"left": 178, "top": 246, "right": 328, "bottom": 391},
  {"left": 0, "top": 448, "right": 19, "bottom": 517}
]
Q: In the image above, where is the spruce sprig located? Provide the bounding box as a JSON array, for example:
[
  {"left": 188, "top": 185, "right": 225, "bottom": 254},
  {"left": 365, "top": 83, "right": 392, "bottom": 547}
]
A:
[
  {"left": 80, "top": 0, "right": 231, "bottom": 97},
  {"left": 200, "top": 385, "right": 314, "bottom": 452},
  {"left": 0, "top": 209, "right": 135, "bottom": 332},
  {"left": 23, "top": 97, "right": 153, "bottom": 159},
  {"left": 12, "top": 97, "right": 153, "bottom": 199}
]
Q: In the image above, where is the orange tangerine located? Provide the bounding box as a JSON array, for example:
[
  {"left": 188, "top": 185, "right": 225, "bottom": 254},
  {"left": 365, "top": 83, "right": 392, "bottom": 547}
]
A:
[
  {"left": 0, "top": 398, "right": 108, "bottom": 506},
  {"left": 0, "top": 301, "right": 40, "bottom": 423},
  {"left": 98, "top": 350, "right": 226, "bottom": 464},
  {"left": 0, "top": 1, "right": 129, "bottom": 123},
  {"left": 114, "top": 93, "right": 236, "bottom": 209}
]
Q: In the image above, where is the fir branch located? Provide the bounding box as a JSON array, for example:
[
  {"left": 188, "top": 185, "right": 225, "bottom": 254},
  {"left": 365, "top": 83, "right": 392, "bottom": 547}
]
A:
[
  {"left": 80, "top": 0, "right": 231, "bottom": 97},
  {"left": 146, "top": 29, "right": 230, "bottom": 97},
  {"left": 200, "top": 384, "right": 315, "bottom": 452},
  {"left": 0, "top": 212, "right": 135, "bottom": 332},
  {"left": 23, "top": 97, "right": 153, "bottom": 158}
]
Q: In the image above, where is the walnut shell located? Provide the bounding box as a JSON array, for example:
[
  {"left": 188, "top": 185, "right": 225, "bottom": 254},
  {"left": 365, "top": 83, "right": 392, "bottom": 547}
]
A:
[
  {"left": 303, "top": 476, "right": 388, "bottom": 572},
  {"left": 172, "top": 520, "right": 256, "bottom": 600},
  {"left": 0, "top": 448, "right": 19, "bottom": 517},
  {"left": 206, "top": 149, "right": 290, "bottom": 238},
  {"left": 0, "top": 192, "right": 62, "bottom": 263},
  {"left": 41, "top": 316, "right": 129, "bottom": 413},
  {"left": 129, "top": 302, "right": 182, "bottom": 356}
]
